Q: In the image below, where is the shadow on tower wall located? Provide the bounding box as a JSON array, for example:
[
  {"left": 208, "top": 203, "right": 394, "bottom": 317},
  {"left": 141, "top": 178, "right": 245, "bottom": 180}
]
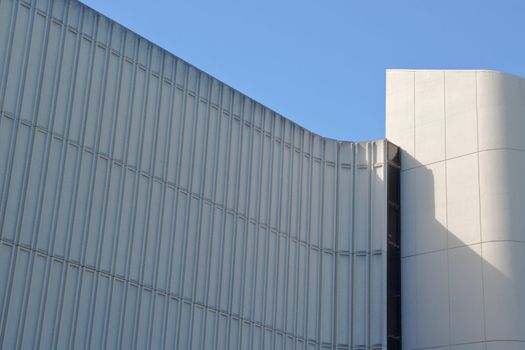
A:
[{"left": 400, "top": 152, "right": 525, "bottom": 350}]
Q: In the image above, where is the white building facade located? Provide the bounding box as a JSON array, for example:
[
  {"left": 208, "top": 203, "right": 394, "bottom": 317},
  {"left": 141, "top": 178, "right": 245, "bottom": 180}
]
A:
[
  {"left": 0, "top": 0, "right": 524, "bottom": 349},
  {"left": 387, "top": 70, "right": 525, "bottom": 350}
]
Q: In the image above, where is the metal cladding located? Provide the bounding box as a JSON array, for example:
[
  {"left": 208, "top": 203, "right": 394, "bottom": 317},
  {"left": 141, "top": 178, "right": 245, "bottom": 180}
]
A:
[{"left": 0, "top": 0, "right": 392, "bottom": 349}]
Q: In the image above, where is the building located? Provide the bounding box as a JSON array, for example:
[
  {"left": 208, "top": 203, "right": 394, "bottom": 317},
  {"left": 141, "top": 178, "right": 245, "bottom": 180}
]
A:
[
  {"left": 0, "top": 0, "right": 523, "bottom": 349},
  {"left": 387, "top": 70, "right": 525, "bottom": 350}
]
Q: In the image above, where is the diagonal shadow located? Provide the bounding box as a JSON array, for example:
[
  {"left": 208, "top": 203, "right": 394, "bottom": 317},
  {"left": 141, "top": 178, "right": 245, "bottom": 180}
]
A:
[{"left": 400, "top": 151, "right": 525, "bottom": 350}]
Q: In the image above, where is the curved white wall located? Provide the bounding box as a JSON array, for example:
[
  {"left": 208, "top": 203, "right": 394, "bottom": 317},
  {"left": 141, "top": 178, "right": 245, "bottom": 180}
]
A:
[{"left": 387, "top": 69, "right": 525, "bottom": 350}]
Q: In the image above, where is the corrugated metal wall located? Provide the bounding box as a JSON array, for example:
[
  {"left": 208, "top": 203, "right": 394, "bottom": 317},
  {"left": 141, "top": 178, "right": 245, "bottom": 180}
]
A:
[{"left": 0, "top": 0, "right": 388, "bottom": 348}]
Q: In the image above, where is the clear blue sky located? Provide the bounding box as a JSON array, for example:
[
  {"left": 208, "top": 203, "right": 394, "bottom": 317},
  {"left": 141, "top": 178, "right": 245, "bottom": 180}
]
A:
[{"left": 81, "top": 0, "right": 525, "bottom": 141}]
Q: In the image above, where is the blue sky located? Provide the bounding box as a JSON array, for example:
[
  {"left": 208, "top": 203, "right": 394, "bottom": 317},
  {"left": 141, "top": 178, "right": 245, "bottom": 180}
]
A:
[{"left": 81, "top": 0, "right": 525, "bottom": 141}]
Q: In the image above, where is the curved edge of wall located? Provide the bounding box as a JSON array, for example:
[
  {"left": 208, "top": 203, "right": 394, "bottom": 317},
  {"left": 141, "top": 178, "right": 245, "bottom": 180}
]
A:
[{"left": 387, "top": 69, "right": 525, "bottom": 349}]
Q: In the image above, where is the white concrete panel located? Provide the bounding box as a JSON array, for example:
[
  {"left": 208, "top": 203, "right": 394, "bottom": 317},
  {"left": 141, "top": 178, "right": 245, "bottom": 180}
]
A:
[
  {"left": 477, "top": 71, "right": 525, "bottom": 151},
  {"left": 450, "top": 343, "right": 485, "bottom": 350},
  {"left": 371, "top": 143, "right": 388, "bottom": 252},
  {"left": 445, "top": 71, "right": 478, "bottom": 158},
  {"left": 415, "top": 250, "right": 450, "bottom": 349},
  {"left": 415, "top": 71, "right": 446, "bottom": 165},
  {"left": 486, "top": 341, "right": 525, "bottom": 350},
  {"left": 446, "top": 154, "right": 481, "bottom": 248},
  {"left": 479, "top": 149, "right": 525, "bottom": 242},
  {"left": 477, "top": 71, "right": 507, "bottom": 151},
  {"left": 448, "top": 244, "right": 485, "bottom": 344},
  {"left": 483, "top": 241, "right": 525, "bottom": 342},
  {"left": 414, "top": 162, "right": 448, "bottom": 255},
  {"left": 415, "top": 120, "right": 446, "bottom": 165},
  {"left": 386, "top": 70, "right": 417, "bottom": 170}
]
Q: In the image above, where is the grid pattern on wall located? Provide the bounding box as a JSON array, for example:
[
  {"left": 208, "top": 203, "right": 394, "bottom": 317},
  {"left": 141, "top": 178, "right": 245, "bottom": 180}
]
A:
[
  {"left": 387, "top": 69, "right": 525, "bottom": 350},
  {"left": 0, "top": 0, "right": 389, "bottom": 348}
]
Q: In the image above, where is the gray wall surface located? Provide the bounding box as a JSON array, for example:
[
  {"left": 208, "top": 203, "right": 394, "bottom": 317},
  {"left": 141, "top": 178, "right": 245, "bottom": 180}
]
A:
[{"left": 0, "top": 0, "right": 389, "bottom": 348}]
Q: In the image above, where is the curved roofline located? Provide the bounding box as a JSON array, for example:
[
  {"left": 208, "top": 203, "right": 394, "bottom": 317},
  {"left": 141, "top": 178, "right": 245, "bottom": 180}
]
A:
[
  {"left": 79, "top": 0, "right": 389, "bottom": 145},
  {"left": 77, "top": 3, "right": 525, "bottom": 144}
]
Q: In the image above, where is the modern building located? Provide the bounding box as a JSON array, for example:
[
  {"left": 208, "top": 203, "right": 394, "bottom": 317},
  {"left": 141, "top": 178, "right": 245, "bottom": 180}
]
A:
[
  {"left": 388, "top": 70, "right": 525, "bottom": 350},
  {"left": 0, "top": 0, "right": 523, "bottom": 349}
]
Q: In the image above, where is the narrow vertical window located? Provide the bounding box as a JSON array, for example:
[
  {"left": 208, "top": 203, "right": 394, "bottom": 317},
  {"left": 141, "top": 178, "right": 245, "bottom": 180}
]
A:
[{"left": 387, "top": 142, "right": 402, "bottom": 349}]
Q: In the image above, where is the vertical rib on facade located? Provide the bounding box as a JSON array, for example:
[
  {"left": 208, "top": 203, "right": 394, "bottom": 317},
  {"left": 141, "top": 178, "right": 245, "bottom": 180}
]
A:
[{"left": 0, "top": 0, "right": 390, "bottom": 348}]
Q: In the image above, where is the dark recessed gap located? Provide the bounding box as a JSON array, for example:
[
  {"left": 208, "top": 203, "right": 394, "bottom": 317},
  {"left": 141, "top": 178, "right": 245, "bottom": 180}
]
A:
[{"left": 387, "top": 142, "right": 402, "bottom": 350}]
